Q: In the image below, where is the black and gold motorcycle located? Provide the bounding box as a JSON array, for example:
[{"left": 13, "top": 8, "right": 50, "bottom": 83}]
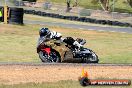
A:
[{"left": 37, "top": 37, "right": 99, "bottom": 63}]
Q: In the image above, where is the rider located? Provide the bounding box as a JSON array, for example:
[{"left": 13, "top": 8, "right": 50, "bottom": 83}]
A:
[
  {"left": 38, "top": 27, "right": 84, "bottom": 50},
  {"left": 39, "top": 27, "right": 62, "bottom": 40}
]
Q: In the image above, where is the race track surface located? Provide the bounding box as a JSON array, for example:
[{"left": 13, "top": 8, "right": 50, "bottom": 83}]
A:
[{"left": 24, "top": 20, "right": 132, "bottom": 34}]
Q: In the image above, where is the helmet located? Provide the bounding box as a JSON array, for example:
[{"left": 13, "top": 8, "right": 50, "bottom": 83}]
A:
[{"left": 39, "top": 28, "right": 50, "bottom": 37}]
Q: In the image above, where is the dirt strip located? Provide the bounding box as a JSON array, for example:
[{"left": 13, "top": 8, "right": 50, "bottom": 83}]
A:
[{"left": 0, "top": 65, "right": 132, "bottom": 84}]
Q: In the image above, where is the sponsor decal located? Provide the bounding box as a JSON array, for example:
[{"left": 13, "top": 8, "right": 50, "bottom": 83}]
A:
[{"left": 78, "top": 68, "right": 131, "bottom": 86}]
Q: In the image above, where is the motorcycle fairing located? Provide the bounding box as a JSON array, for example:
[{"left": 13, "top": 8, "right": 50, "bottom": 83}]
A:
[
  {"left": 41, "top": 48, "right": 51, "bottom": 56},
  {"left": 73, "top": 48, "right": 92, "bottom": 58}
]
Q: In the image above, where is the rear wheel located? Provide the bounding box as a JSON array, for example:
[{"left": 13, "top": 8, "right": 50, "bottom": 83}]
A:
[{"left": 39, "top": 50, "right": 60, "bottom": 63}]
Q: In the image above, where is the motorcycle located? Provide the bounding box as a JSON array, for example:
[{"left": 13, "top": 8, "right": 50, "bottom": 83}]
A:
[{"left": 37, "top": 37, "right": 99, "bottom": 63}]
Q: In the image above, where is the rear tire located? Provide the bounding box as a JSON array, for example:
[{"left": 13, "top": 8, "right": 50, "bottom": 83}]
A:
[{"left": 39, "top": 50, "right": 60, "bottom": 63}]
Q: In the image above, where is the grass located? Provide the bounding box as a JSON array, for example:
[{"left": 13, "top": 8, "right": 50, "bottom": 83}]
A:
[
  {"left": 0, "top": 80, "right": 131, "bottom": 88},
  {"left": 0, "top": 23, "right": 132, "bottom": 63},
  {"left": 0, "top": 23, "right": 40, "bottom": 62}
]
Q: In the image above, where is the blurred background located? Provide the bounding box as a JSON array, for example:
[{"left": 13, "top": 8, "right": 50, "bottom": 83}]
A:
[{"left": 0, "top": 0, "right": 132, "bottom": 23}]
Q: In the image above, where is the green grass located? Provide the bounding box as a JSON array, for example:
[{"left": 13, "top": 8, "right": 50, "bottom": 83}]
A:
[
  {"left": 0, "top": 24, "right": 40, "bottom": 62},
  {"left": 0, "top": 80, "right": 131, "bottom": 88},
  {"left": 114, "top": 0, "right": 132, "bottom": 13},
  {"left": 0, "top": 23, "right": 132, "bottom": 63}
]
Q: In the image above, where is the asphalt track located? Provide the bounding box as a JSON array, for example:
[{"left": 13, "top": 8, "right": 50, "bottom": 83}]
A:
[
  {"left": 0, "top": 62, "right": 132, "bottom": 66},
  {"left": 24, "top": 20, "right": 132, "bottom": 34}
]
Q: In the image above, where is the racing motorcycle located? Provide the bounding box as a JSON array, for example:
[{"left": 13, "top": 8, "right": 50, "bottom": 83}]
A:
[{"left": 37, "top": 37, "right": 99, "bottom": 63}]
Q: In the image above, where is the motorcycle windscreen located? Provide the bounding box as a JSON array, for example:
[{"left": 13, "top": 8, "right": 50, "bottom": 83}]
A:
[{"left": 37, "top": 37, "right": 50, "bottom": 47}]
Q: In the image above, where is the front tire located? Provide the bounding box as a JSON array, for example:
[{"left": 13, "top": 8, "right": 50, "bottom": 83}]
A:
[
  {"left": 84, "top": 50, "right": 99, "bottom": 63},
  {"left": 39, "top": 50, "right": 60, "bottom": 63}
]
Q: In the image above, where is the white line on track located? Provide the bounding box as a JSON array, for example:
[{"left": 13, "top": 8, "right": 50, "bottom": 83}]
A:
[
  {"left": 79, "top": 28, "right": 84, "bottom": 29},
  {"left": 110, "top": 31, "right": 116, "bottom": 33},
  {"left": 120, "top": 32, "right": 127, "bottom": 34},
  {"left": 87, "top": 29, "right": 95, "bottom": 31},
  {"left": 98, "top": 30, "right": 106, "bottom": 32}
]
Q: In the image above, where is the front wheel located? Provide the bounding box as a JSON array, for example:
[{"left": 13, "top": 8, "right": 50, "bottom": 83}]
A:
[
  {"left": 39, "top": 50, "right": 60, "bottom": 63},
  {"left": 84, "top": 50, "right": 99, "bottom": 63}
]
